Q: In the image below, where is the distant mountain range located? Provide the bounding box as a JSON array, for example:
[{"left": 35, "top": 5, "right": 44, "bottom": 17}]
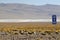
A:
[{"left": 0, "top": 3, "right": 60, "bottom": 19}]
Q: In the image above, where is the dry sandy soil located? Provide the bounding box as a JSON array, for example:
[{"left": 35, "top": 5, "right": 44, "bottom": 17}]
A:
[{"left": 0, "top": 22, "right": 60, "bottom": 40}]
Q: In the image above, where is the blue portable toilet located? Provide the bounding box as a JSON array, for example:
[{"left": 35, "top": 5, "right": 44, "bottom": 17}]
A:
[{"left": 52, "top": 15, "right": 57, "bottom": 24}]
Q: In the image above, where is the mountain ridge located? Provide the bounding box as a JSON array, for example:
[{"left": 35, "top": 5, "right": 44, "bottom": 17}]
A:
[{"left": 0, "top": 3, "right": 60, "bottom": 19}]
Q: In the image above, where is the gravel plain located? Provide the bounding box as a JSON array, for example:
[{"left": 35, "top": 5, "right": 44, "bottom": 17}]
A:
[{"left": 0, "top": 22, "right": 60, "bottom": 40}]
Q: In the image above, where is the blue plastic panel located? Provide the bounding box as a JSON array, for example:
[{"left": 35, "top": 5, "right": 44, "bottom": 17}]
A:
[{"left": 52, "top": 15, "right": 57, "bottom": 24}]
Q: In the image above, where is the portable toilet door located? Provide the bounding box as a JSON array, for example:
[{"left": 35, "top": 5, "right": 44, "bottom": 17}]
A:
[{"left": 52, "top": 15, "right": 57, "bottom": 24}]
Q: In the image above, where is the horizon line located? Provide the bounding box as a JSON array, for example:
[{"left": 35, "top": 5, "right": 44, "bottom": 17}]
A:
[
  {"left": 0, "top": 19, "right": 59, "bottom": 22},
  {"left": 0, "top": 3, "right": 60, "bottom": 6}
]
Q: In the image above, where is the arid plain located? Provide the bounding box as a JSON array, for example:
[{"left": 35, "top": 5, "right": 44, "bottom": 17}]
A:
[{"left": 0, "top": 22, "right": 60, "bottom": 40}]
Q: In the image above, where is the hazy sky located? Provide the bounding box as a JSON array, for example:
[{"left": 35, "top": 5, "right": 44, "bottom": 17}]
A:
[{"left": 0, "top": 0, "right": 60, "bottom": 5}]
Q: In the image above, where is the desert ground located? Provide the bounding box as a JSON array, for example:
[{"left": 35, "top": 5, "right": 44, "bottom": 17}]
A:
[{"left": 0, "top": 22, "right": 60, "bottom": 40}]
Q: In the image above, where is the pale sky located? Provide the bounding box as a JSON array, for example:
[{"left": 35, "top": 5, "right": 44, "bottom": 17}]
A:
[{"left": 0, "top": 0, "right": 60, "bottom": 5}]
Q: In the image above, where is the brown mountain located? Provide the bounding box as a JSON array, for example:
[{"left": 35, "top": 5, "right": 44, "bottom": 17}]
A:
[{"left": 0, "top": 3, "right": 60, "bottom": 19}]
